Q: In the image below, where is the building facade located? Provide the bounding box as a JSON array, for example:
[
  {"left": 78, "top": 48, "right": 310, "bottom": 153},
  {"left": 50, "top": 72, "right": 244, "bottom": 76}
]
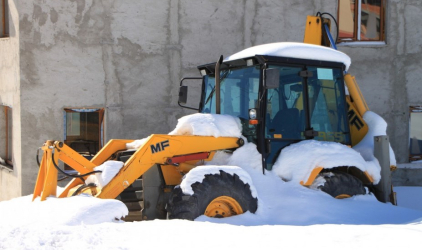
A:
[{"left": 1, "top": 0, "right": 421, "bottom": 200}]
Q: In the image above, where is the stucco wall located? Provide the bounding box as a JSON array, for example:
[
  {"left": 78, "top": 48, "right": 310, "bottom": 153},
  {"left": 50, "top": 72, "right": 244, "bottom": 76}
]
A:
[
  {"left": 1, "top": 0, "right": 420, "bottom": 199},
  {"left": 0, "top": 0, "right": 21, "bottom": 200}
]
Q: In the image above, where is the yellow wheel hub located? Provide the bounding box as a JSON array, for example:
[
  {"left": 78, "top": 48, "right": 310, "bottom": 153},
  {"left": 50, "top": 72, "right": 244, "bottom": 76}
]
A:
[
  {"left": 335, "top": 194, "right": 351, "bottom": 199},
  {"left": 204, "top": 196, "right": 243, "bottom": 218}
]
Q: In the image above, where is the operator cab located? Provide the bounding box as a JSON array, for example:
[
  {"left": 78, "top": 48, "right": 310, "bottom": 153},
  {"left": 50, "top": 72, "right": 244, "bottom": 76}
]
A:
[{"left": 179, "top": 42, "right": 352, "bottom": 170}]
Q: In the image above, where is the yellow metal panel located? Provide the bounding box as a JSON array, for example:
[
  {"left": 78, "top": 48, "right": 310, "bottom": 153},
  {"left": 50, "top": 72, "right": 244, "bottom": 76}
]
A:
[
  {"left": 34, "top": 135, "right": 241, "bottom": 201},
  {"left": 300, "top": 166, "right": 323, "bottom": 186},
  {"left": 178, "top": 162, "right": 197, "bottom": 174},
  {"left": 343, "top": 74, "right": 370, "bottom": 146},
  {"left": 40, "top": 142, "right": 58, "bottom": 201},
  {"left": 303, "top": 16, "right": 322, "bottom": 45},
  {"left": 344, "top": 74, "right": 369, "bottom": 115},
  {"left": 91, "top": 139, "right": 135, "bottom": 165},
  {"left": 32, "top": 146, "right": 48, "bottom": 201},
  {"left": 161, "top": 165, "right": 183, "bottom": 185},
  {"left": 346, "top": 96, "right": 369, "bottom": 146},
  {"left": 96, "top": 135, "right": 241, "bottom": 199},
  {"left": 55, "top": 142, "right": 97, "bottom": 172},
  {"left": 363, "top": 171, "right": 374, "bottom": 184}
]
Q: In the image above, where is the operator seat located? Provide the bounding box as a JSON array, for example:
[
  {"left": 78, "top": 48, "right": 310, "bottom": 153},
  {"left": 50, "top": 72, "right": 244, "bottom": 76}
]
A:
[{"left": 271, "top": 108, "right": 301, "bottom": 139}]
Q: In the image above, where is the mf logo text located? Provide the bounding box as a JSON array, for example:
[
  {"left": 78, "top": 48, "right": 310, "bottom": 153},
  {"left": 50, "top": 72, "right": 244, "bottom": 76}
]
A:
[
  {"left": 348, "top": 109, "right": 364, "bottom": 131},
  {"left": 151, "top": 140, "right": 170, "bottom": 154}
]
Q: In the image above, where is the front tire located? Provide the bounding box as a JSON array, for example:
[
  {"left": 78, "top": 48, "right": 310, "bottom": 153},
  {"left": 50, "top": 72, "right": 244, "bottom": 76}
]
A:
[
  {"left": 313, "top": 171, "right": 367, "bottom": 198},
  {"left": 167, "top": 170, "right": 258, "bottom": 220}
]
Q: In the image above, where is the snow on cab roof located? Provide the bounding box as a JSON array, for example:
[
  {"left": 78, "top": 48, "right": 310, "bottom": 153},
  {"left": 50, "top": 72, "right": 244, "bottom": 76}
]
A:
[{"left": 225, "top": 42, "right": 351, "bottom": 71}]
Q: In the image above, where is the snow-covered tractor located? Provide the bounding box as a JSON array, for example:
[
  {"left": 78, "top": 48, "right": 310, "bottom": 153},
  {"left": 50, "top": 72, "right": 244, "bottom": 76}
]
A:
[{"left": 33, "top": 14, "right": 395, "bottom": 221}]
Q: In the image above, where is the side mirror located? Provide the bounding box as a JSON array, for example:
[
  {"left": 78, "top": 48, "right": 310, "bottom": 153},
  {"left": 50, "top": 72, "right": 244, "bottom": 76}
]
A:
[
  {"left": 264, "top": 68, "right": 280, "bottom": 89},
  {"left": 178, "top": 77, "right": 202, "bottom": 111},
  {"left": 178, "top": 86, "right": 188, "bottom": 105}
]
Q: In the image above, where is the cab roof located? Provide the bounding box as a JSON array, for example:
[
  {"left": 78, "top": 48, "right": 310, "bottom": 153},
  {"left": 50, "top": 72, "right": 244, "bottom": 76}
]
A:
[{"left": 224, "top": 42, "right": 351, "bottom": 71}]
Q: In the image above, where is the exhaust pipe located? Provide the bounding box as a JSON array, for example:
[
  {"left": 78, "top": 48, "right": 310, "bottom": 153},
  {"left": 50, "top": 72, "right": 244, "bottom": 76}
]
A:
[{"left": 215, "top": 55, "right": 223, "bottom": 114}]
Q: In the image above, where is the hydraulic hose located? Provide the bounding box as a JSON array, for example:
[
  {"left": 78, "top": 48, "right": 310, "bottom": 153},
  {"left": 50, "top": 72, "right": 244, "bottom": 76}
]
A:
[
  {"left": 36, "top": 148, "right": 41, "bottom": 167},
  {"left": 51, "top": 151, "right": 102, "bottom": 181},
  {"left": 36, "top": 146, "right": 102, "bottom": 182},
  {"left": 316, "top": 12, "right": 339, "bottom": 45},
  {"left": 71, "top": 182, "right": 98, "bottom": 196}
]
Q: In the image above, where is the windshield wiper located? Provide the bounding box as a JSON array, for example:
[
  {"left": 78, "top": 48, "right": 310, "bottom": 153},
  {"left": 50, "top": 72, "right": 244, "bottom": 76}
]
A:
[
  {"left": 204, "top": 85, "right": 215, "bottom": 106},
  {"left": 204, "top": 70, "right": 230, "bottom": 106}
]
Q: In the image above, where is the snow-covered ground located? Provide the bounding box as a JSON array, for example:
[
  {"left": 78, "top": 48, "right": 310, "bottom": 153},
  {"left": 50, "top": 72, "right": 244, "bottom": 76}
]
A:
[
  {"left": 1, "top": 184, "right": 422, "bottom": 249},
  {"left": 1, "top": 113, "right": 422, "bottom": 249}
]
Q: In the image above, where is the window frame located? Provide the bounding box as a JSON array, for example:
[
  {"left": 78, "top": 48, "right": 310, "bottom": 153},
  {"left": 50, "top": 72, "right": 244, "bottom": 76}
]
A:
[
  {"left": 409, "top": 106, "right": 422, "bottom": 162},
  {"left": 0, "top": 105, "right": 13, "bottom": 168},
  {"left": 0, "top": 0, "right": 9, "bottom": 38},
  {"left": 337, "top": 0, "right": 386, "bottom": 44},
  {"left": 63, "top": 108, "right": 105, "bottom": 152}
]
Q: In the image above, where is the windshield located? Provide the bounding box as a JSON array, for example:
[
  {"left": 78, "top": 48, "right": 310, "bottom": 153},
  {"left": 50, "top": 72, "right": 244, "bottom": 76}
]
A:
[
  {"left": 201, "top": 66, "right": 260, "bottom": 120},
  {"left": 265, "top": 65, "right": 349, "bottom": 144},
  {"left": 307, "top": 67, "right": 349, "bottom": 143},
  {"left": 201, "top": 66, "right": 260, "bottom": 142}
]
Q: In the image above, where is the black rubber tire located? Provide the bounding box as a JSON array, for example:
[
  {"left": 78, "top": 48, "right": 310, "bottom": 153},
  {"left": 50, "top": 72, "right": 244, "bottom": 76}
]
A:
[
  {"left": 317, "top": 171, "right": 367, "bottom": 198},
  {"left": 167, "top": 170, "right": 258, "bottom": 220}
]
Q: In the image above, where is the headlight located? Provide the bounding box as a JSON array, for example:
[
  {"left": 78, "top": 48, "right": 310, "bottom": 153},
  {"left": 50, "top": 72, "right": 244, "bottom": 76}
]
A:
[{"left": 249, "top": 109, "right": 257, "bottom": 120}]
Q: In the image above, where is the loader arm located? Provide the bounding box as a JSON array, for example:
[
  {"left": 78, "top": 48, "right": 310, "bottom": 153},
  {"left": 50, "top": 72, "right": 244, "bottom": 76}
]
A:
[{"left": 33, "top": 135, "right": 243, "bottom": 201}]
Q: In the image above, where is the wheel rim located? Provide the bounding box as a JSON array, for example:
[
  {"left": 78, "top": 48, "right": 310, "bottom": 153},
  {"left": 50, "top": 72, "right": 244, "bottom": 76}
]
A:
[
  {"left": 335, "top": 194, "right": 351, "bottom": 199},
  {"left": 204, "top": 196, "right": 243, "bottom": 218}
]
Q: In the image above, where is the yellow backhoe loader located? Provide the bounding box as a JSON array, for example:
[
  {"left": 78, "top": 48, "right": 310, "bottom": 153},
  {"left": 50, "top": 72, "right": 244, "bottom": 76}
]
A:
[{"left": 32, "top": 13, "right": 395, "bottom": 221}]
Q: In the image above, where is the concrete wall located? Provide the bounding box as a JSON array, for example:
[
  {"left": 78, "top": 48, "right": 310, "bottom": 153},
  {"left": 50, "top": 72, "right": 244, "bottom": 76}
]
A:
[
  {"left": 393, "top": 164, "right": 422, "bottom": 187},
  {"left": 339, "top": 0, "right": 422, "bottom": 164},
  {"left": 0, "top": 0, "right": 21, "bottom": 200},
  {"left": 1, "top": 0, "right": 421, "bottom": 200}
]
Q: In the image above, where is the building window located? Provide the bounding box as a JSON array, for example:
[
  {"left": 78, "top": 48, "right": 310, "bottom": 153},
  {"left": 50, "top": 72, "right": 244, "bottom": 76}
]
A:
[
  {"left": 338, "top": 0, "right": 385, "bottom": 42},
  {"left": 64, "top": 108, "right": 104, "bottom": 168},
  {"left": 0, "top": 0, "right": 9, "bottom": 37},
  {"left": 0, "top": 106, "right": 12, "bottom": 167},
  {"left": 409, "top": 106, "right": 422, "bottom": 162}
]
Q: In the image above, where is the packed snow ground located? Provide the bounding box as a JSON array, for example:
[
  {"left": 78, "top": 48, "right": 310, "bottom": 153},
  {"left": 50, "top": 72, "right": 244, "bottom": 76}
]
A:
[{"left": 1, "top": 113, "right": 422, "bottom": 249}]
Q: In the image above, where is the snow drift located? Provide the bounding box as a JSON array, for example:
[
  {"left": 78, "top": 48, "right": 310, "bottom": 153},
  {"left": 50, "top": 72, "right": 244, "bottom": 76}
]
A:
[
  {"left": 273, "top": 140, "right": 381, "bottom": 184},
  {"left": 180, "top": 165, "right": 258, "bottom": 198},
  {"left": 353, "top": 111, "right": 397, "bottom": 166},
  {"left": 85, "top": 161, "right": 125, "bottom": 188},
  {"left": 169, "top": 113, "right": 242, "bottom": 138}
]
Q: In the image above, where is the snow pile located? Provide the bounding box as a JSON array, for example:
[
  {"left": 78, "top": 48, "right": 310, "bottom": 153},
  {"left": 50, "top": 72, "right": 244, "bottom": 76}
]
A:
[
  {"left": 169, "top": 113, "right": 242, "bottom": 138},
  {"left": 192, "top": 142, "right": 422, "bottom": 227},
  {"left": 85, "top": 161, "right": 124, "bottom": 188},
  {"left": 353, "top": 111, "right": 397, "bottom": 166},
  {"left": 126, "top": 137, "right": 148, "bottom": 149},
  {"left": 272, "top": 140, "right": 381, "bottom": 184},
  {"left": 2, "top": 122, "right": 422, "bottom": 249},
  {"left": 180, "top": 165, "right": 258, "bottom": 198},
  {"left": 0, "top": 195, "right": 128, "bottom": 227},
  {"left": 225, "top": 42, "right": 351, "bottom": 71}
]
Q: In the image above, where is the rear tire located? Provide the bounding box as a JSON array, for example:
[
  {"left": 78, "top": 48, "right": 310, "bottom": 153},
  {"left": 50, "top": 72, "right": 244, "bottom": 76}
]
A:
[
  {"left": 314, "top": 171, "right": 367, "bottom": 198},
  {"left": 167, "top": 170, "right": 258, "bottom": 220}
]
